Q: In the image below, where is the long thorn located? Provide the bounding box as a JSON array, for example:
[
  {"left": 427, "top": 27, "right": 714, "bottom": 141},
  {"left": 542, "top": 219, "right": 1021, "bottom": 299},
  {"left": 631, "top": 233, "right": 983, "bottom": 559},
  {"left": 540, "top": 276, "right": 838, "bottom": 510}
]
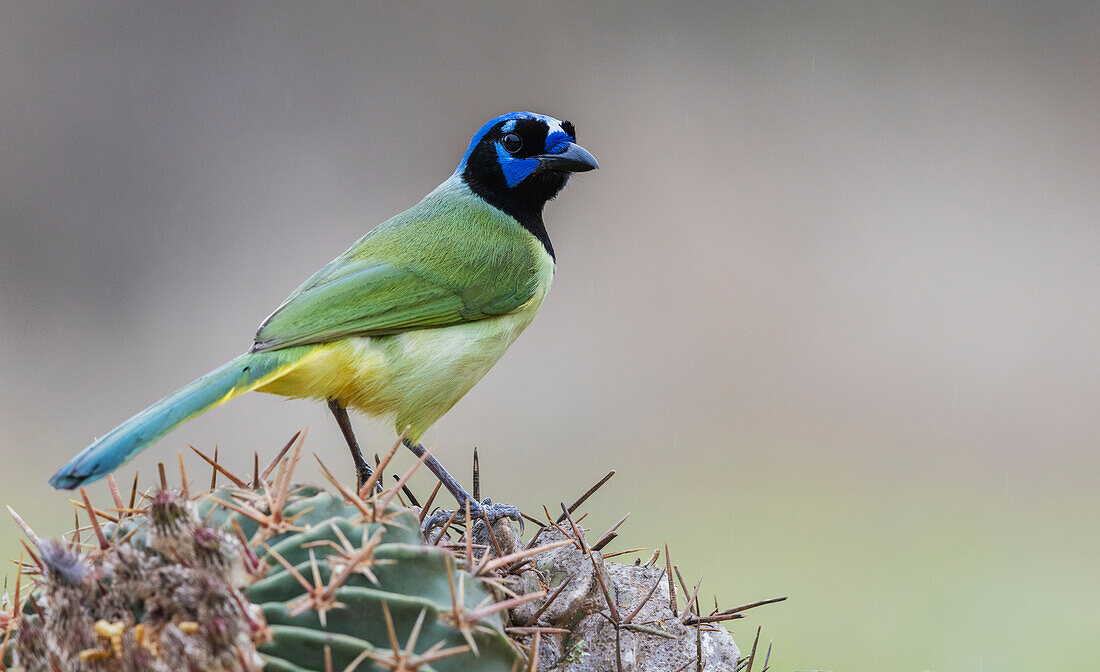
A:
[
  {"left": 559, "top": 503, "right": 588, "bottom": 554},
  {"left": 716, "top": 596, "right": 788, "bottom": 616},
  {"left": 375, "top": 445, "right": 431, "bottom": 516},
  {"left": 79, "top": 488, "right": 109, "bottom": 550},
  {"left": 472, "top": 447, "right": 480, "bottom": 503},
  {"left": 465, "top": 590, "right": 546, "bottom": 621},
  {"left": 464, "top": 500, "right": 474, "bottom": 567},
  {"left": 231, "top": 519, "right": 261, "bottom": 572},
  {"left": 272, "top": 427, "right": 308, "bottom": 520},
  {"left": 260, "top": 430, "right": 302, "bottom": 482},
  {"left": 418, "top": 481, "right": 443, "bottom": 524},
  {"left": 430, "top": 508, "right": 461, "bottom": 545},
  {"left": 674, "top": 566, "right": 691, "bottom": 606},
  {"left": 521, "top": 511, "right": 547, "bottom": 530},
  {"left": 556, "top": 470, "right": 614, "bottom": 523},
  {"left": 624, "top": 569, "right": 666, "bottom": 624},
  {"left": 261, "top": 543, "right": 315, "bottom": 594},
  {"left": 129, "top": 473, "right": 140, "bottom": 512},
  {"left": 542, "top": 505, "right": 579, "bottom": 549},
  {"left": 506, "top": 626, "right": 571, "bottom": 635},
  {"left": 601, "top": 546, "right": 646, "bottom": 559},
  {"left": 523, "top": 574, "right": 574, "bottom": 626},
  {"left": 13, "top": 552, "right": 23, "bottom": 619},
  {"left": 683, "top": 612, "right": 746, "bottom": 625},
  {"left": 7, "top": 507, "right": 39, "bottom": 543},
  {"left": 313, "top": 454, "right": 370, "bottom": 516},
  {"left": 666, "top": 542, "right": 677, "bottom": 617},
  {"left": 178, "top": 452, "right": 190, "bottom": 499},
  {"left": 393, "top": 474, "right": 420, "bottom": 508},
  {"left": 105, "top": 475, "right": 125, "bottom": 515},
  {"left": 616, "top": 622, "right": 624, "bottom": 672},
  {"left": 68, "top": 499, "right": 118, "bottom": 523},
  {"left": 189, "top": 446, "right": 248, "bottom": 488},
  {"left": 696, "top": 624, "right": 703, "bottom": 672},
  {"left": 746, "top": 626, "right": 761, "bottom": 672},
  {"left": 359, "top": 427, "right": 408, "bottom": 499},
  {"left": 19, "top": 539, "right": 43, "bottom": 571},
  {"left": 590, "top": 552, "right": 620, "bottom": 623},
  {"left": 380, "top": 601, "right": 399, "bottom": 653},
  {"left": 480, "top": 538, "right": 574, "bottom": 576},
  {"left": 679, "top": 575, "right": 703, "bottom": 623},
  {"left": 479, "top": 507, "right": 505, "bottom": 560},
  {"left": 591, "top": 512, "right": 630, "bottom": 552}
]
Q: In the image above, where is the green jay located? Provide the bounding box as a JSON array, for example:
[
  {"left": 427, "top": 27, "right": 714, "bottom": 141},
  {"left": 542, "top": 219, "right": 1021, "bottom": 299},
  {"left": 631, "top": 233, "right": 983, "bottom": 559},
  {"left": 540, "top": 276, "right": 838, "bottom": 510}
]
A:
[{"left": 50, "top": 112, "right": 598, "bottom": 527}]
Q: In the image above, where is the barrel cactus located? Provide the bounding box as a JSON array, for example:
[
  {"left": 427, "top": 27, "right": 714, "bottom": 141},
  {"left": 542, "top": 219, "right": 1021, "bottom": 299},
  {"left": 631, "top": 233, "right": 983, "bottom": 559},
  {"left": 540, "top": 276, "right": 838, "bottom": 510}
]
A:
[
  {"left": 2, "top": 437, "right": 525, "bottom": 671},
  {"left": 2, "top": 434, "right": 781, "bottom": 671}
]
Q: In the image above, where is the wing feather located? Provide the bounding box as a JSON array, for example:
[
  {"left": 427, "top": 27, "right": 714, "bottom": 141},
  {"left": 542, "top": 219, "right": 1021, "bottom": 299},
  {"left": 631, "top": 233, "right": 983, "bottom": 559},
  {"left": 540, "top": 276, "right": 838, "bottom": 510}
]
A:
[{"left": 251, "top": 192, "right": 543, "bottom": 352}]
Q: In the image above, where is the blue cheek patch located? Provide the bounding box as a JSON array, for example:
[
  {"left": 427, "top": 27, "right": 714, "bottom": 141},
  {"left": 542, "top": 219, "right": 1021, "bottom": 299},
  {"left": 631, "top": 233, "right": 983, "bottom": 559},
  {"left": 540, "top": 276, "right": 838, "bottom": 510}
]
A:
[
  {"left": 544, "top": 131, "right": 573, "bottom": 154},
  {"left": 496, "top": 143, "right": 539, "bottom": 188}
]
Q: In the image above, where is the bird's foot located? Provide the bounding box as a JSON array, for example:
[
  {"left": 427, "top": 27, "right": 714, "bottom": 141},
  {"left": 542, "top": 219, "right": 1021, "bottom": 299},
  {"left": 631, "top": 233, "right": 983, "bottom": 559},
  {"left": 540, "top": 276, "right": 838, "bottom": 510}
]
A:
[{"left": 422, "top": 498, "right": 522, "bottom": 539}]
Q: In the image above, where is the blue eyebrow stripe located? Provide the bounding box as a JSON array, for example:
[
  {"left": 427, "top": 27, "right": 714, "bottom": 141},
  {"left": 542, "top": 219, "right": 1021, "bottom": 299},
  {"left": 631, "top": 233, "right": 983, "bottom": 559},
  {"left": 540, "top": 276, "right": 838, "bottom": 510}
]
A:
[{"left": 544, "top": 131, "right": 573, "bottom": 154}]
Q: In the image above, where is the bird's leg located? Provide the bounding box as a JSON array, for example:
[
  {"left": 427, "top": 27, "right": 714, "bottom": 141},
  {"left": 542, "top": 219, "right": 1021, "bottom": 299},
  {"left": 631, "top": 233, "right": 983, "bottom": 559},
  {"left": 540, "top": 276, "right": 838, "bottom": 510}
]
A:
[
  {"left": 402, "top": 439, "right": 521, "bottom": 535},
  {"left": 327, "top": 399, "right": 375, "bottom": 492},
  {"left": 401, "top": 439, "right": 472, "bottom": 509}
]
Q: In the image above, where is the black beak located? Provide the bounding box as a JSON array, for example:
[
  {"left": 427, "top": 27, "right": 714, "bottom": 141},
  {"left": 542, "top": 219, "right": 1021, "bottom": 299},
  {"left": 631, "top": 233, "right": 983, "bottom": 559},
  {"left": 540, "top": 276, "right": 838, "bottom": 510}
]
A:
[{"left": 537, "top": 142, "right": 599, "bottom": 173}]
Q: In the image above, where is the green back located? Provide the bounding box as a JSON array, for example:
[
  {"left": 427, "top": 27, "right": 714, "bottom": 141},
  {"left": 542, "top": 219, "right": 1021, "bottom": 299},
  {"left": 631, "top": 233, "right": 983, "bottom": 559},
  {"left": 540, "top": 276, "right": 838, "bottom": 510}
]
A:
[{"left": 253, "top": 178, "right": 548, "bottom": 352}]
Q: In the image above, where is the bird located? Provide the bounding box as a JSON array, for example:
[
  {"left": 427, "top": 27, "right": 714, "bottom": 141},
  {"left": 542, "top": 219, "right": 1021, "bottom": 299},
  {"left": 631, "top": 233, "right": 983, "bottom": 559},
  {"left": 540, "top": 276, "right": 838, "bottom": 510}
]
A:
[{"left": 49, "top": 111, "right": 598, "bottom": 527}]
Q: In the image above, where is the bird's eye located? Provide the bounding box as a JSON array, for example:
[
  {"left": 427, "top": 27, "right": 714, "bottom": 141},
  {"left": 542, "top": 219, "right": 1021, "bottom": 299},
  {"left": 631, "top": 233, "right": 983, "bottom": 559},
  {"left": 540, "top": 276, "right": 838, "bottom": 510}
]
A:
[{"left": 502, "top": 133, "right": 523, "bottom": 154}]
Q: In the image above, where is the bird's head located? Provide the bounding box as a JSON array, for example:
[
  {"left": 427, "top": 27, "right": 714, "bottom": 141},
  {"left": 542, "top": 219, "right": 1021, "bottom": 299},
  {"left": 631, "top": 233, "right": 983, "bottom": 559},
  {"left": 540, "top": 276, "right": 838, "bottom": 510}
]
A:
[{"left": 456, "top": 112, "right": 598, "bottom": 225}]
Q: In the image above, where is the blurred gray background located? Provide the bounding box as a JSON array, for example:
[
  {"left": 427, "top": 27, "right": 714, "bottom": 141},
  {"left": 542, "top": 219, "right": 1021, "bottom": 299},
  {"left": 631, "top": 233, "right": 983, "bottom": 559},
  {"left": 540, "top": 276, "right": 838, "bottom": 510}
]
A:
[{"left": 2, "top": 2, "right": 1098, "bottom": 670}]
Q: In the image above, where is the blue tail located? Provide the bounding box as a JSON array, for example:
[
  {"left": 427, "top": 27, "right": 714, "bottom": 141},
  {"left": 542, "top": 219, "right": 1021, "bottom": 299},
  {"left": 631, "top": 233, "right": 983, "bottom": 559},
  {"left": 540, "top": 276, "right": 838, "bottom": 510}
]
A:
[{"left": 50, "top": 350, "right": 303, "bottom": 489}]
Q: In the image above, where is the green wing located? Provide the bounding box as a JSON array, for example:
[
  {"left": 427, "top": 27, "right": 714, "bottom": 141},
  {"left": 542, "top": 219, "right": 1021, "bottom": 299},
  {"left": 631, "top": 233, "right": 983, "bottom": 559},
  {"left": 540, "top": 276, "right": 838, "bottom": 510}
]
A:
[{"left": 252, "top": 189, "right": 546, "bottom": 352}]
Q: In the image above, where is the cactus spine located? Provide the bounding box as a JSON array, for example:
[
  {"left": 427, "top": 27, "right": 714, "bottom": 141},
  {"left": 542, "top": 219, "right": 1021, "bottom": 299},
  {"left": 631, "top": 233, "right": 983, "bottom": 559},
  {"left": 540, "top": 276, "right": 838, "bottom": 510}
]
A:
[{"left": 4, "top": 434, "right": 776, "bottom": 672}]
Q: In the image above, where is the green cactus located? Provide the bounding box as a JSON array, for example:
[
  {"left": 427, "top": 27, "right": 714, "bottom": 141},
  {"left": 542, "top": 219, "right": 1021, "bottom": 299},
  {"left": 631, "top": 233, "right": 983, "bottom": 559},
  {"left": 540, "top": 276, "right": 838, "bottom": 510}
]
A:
[
  {"left": 3, "top": 439, "right": 524, "bottom": 672},
  {"left": 4, "top": 437, "right": 771, "bottom": 672},
  {"left": 202, "top": 486, "right": 520, "bottom": 672}
]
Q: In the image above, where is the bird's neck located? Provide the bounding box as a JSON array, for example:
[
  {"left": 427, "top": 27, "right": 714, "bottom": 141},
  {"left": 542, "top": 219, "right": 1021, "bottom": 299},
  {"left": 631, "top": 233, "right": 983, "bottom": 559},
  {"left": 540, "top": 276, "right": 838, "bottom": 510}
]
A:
[
  {"left": 512, "top": 211, "right": 554, "bottom": 262},
  {"left": 435, "top": 175, "right": 556, "bottom": 260}
]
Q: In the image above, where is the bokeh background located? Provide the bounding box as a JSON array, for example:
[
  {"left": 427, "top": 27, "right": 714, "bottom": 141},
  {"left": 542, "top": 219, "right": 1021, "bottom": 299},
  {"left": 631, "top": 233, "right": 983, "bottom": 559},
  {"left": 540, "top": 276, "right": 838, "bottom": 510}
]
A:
[{"left": 2, "top": 2, "right": 1098, "bottom": 670}]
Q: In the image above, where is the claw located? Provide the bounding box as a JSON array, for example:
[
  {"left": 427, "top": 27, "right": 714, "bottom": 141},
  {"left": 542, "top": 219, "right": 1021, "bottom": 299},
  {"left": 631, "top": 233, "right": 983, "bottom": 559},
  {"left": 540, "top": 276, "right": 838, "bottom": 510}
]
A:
[
  {"left": 422, "top": 509, "right": 459, "bottom": 541},
  {"left": 422, "top": 499, "right": 523, "bottom": 540},
  {"left": 480, "top": 499, "right": 524, "bottom": 534}
]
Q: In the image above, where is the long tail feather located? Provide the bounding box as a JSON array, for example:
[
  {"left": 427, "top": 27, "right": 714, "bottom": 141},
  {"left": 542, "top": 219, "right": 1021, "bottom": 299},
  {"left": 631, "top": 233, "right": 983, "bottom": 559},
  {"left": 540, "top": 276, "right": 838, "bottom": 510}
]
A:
[{"left": 49, "top": 349, "right": 308, "bottom": 489}]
